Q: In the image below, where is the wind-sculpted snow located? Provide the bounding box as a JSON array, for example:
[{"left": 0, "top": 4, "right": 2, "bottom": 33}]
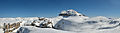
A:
[
  {"left": 0, "top": 9, "right": 120, "bottom": 33},
  {"left": 0, "top": 16, "right": 120, "bottom": 33},
  {"left": 54, "top": 17, "right": 97, "bottom": 32},
  {"left": 17, "top": 27, "right": 30, "bottom": 33},
  {"left": 18, "top": 26, "right": 76, "bottom": 33},
  {"left": 53, "top": 16, "right": 120, "bottom": 32}
]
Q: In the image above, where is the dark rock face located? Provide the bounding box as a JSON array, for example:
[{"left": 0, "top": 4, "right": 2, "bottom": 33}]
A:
[
  {"left": 109, "top": 21, "right": 119, "bottom": 24},
  {"left": 85, "top": 21, "right": 98, "bottom": 24},
  {"left": 59, "top": 14, "right": 70, "bottom": 16}
]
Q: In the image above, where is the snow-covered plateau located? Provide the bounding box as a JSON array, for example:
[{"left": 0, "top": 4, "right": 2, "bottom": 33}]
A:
[{"left": 0, "top": 9, "right": 120, "bottom": 33}]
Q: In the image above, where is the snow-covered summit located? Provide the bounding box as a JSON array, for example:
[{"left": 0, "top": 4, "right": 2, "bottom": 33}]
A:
[{"left": 59, "top": 9, "right": 85, "bottom": 17}]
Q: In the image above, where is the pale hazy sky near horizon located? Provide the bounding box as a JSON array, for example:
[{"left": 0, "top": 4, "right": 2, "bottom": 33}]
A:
[{"left": 0, "top": 0, "right": 120, "bottom": 17}]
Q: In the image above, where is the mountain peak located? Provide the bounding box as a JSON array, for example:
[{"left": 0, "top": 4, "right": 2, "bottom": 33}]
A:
[{"left": 59, "top": 9, "right": 85, "bottom": 17}]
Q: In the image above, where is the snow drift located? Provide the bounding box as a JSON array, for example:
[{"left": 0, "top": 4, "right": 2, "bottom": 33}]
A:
[{"left": 0, "top": 9, "right": 120, "bottom": 33}]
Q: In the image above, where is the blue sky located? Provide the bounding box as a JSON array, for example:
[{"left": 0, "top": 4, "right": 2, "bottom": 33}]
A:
[{"left": 0, "top": 0, "right": 120, "bottom": 17}]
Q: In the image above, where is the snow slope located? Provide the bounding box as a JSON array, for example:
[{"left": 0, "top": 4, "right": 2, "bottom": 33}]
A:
[
  {"left": 18, "top": 26, "right": 76, "bottom": 33},
  {"left": 0, "top": 9, "right": 120, "bottom": 33},
  {"left": 0, "top": 29, "right": 4, "bottom": 33}
]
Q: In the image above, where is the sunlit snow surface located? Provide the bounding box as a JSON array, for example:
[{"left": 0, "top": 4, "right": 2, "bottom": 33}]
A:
[{"left": 0, "top": 16, "right": 120, "bottom": 33}]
